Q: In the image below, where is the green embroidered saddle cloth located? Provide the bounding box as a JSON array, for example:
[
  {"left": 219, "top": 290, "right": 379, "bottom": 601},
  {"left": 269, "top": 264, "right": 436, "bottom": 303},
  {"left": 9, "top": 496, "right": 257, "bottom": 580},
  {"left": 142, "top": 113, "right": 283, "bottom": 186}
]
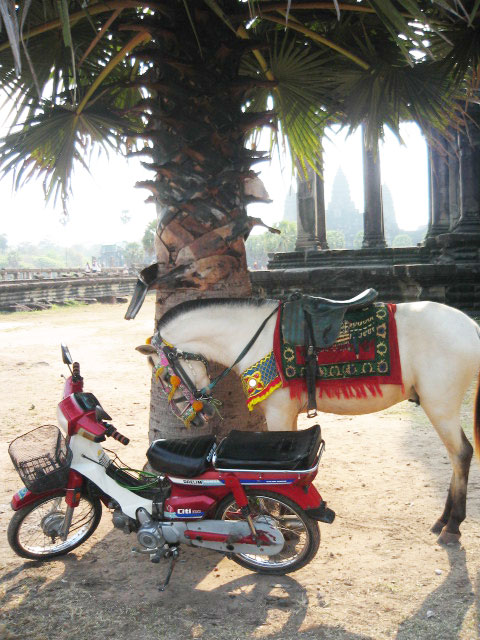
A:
[{"left": 274, "top": 302, "right": 403, "bottom": 397}]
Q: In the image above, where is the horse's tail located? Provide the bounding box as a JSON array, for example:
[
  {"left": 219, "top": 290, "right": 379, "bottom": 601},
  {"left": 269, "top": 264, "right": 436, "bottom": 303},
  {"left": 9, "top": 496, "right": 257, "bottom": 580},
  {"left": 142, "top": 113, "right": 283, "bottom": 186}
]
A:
[{"left": 474, "top": 323, "right": 480, "bottom": 460}]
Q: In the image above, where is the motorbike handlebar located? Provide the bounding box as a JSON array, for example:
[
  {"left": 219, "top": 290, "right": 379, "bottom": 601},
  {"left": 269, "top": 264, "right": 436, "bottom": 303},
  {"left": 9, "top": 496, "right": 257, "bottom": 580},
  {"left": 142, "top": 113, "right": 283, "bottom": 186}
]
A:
[
  {"left": 72, "top": 361, "right": 82, "bottom": 382},
  {"left": 104, "top": 424, "right": 130, "bottom": 446}
]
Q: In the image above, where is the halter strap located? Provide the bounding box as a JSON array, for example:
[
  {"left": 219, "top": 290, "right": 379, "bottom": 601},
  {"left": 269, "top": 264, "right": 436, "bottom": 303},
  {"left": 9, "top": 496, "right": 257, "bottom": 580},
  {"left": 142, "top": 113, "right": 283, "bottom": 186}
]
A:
[{"left": 198, "top": 305, "right": 279, "bottom": 395}]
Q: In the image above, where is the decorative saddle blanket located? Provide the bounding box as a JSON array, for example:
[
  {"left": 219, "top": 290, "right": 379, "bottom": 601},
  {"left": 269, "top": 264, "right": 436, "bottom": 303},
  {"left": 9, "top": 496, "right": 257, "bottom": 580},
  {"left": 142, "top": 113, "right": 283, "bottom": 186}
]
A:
[{"left": 241, "top": 302, "right": 402, "bottom": 410}]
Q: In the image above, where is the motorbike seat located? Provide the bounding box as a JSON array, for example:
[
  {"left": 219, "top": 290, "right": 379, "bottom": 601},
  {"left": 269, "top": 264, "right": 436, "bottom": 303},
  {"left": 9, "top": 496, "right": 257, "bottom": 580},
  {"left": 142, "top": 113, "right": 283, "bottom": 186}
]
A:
[
  {"left": 214, "top": 424, "right": 322, "bottom": 472},
  {"left": 147, "top": 435, "right": 217, "bottom": 478}
]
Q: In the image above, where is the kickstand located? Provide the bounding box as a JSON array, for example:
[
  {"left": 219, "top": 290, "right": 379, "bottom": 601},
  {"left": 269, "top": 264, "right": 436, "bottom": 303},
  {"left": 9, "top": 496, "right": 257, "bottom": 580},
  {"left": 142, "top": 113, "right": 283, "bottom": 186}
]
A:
[{"left": 158, "top": 547, "right": 179, "bottom": 592}]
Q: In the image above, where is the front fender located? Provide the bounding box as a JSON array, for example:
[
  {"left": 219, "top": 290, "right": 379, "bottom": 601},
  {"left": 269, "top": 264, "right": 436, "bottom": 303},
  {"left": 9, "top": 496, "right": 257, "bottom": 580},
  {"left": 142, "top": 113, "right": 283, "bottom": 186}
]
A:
[{"left": 11, "top": 487, "right": 64, "bottom": 511}]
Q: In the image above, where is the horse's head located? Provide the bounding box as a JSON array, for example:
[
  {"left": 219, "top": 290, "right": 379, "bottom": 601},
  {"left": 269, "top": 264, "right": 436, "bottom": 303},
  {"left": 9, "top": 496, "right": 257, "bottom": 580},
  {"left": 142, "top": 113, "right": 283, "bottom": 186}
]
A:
[{"left": 136, "top": 339, "right": 214, "bottom": 428}]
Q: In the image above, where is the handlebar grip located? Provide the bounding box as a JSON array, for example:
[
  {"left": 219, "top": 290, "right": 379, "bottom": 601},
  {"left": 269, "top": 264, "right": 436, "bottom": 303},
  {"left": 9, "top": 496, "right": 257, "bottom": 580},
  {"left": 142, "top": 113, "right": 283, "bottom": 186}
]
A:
[
  {"left": 111, "top": 429, "right": 130, "bottom": 446},
  {"left": 72, "top": 362, "right": 81, "bottom": 382}
]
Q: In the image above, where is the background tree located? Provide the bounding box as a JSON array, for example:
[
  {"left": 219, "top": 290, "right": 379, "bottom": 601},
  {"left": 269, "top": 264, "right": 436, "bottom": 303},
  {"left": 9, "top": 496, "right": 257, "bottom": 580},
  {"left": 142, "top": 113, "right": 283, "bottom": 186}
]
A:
[
  {"left": 326, "top": 230, "right": 345, "bottom": 249},
  {"left": 142, "top": 219, "right": 157, "bottom": 262},
  {"left": 353, "top": 231, "right": 364, "bottom": 250},
  {"left": 246, "top": 221, "right": 297, "bottom": 267},
  {"left": 1, "top": 1, "right": 479, "bottom": 439},
  {"left": 123, "top": 241, "right": 144, "bottom": 267},
  {"left": 0, "top": 234, "right": 8, "bottom": 253},
  {"left": 393, "top": 233, "right": 414, "bottom": 248}
]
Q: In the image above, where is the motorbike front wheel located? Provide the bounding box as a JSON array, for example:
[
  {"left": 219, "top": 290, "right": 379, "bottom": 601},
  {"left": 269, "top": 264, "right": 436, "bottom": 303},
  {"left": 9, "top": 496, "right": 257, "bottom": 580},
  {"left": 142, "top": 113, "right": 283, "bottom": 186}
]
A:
[
  {"left": 215, "top": 490, "right": 320, "bottom": 574},
  {"left": 7, "top": 491, "right": 102, "bottom": 560}
]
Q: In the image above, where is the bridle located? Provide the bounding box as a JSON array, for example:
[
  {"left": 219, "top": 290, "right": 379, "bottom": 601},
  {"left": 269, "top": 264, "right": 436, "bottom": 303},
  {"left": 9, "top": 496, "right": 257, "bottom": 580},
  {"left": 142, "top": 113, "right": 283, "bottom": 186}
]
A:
[{"left": 150, "top": 305, "right": 279, "bottom": 427}]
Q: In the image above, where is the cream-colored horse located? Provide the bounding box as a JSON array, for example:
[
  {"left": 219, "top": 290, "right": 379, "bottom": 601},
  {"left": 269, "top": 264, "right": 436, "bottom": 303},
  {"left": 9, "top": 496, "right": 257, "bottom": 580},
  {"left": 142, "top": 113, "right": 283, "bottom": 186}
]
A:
[{"left": 139, "top": 298, "right": 480, "bottom": 545}]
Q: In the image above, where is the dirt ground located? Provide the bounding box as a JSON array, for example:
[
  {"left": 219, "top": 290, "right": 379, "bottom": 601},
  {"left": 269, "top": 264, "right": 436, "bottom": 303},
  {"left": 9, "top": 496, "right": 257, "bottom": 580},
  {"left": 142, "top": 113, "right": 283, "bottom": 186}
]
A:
[{"left": 1, "top": 297, "right": 480, "bottom": 640}]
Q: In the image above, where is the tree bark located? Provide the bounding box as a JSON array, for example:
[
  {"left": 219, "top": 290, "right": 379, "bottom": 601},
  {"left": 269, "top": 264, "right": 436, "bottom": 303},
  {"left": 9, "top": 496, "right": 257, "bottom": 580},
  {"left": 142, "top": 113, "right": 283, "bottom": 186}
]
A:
[{"left": 137, "top": 4, "right": 269, "bottom": 443}]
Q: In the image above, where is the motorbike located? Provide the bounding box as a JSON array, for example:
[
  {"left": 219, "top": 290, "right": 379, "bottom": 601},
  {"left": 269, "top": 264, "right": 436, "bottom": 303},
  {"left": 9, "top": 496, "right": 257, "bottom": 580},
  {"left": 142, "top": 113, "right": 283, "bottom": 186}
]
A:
[{"left": 7, "top": 346, "right": 335, "bottom": 590}]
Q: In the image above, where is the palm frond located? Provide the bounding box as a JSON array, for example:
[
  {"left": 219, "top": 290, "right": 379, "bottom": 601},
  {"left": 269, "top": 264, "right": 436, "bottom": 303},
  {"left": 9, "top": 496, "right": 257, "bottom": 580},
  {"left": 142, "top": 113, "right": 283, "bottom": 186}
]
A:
[
  {"left": 0, "top": 0, "right": 22, "bottom": 73},
  {"left": 242, "top": 35, "right": 336, "bottom": 172},
  {"left": 0, "top": 103, "right": 139, "bottom": 210}
]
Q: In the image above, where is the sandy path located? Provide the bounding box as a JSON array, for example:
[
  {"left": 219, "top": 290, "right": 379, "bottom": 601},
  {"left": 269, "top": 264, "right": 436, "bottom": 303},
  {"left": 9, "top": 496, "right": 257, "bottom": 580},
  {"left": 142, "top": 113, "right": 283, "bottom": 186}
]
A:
[{"left": 0, "top": 299, "right": 479, "bottom": 640}]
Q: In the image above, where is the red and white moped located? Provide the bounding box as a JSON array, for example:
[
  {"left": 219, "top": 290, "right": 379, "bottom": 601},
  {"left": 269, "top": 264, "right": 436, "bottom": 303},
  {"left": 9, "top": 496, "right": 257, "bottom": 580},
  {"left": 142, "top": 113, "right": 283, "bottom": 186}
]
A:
[{"left": 7, "top": 346, "right": 334, "bottom": 590}]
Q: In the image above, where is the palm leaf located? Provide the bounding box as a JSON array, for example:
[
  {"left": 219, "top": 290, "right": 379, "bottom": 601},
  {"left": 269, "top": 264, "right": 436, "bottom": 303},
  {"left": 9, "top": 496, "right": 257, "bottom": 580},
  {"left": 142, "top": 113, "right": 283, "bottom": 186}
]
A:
[
  {"left": 0, "top": 103, "right": 140, "bottom": 210},
  {"left": 0, "top": 0, "right": 22, "bottom": 73},
  {"left": 241, "top": 34, "right": 337, "bottom": 172}
]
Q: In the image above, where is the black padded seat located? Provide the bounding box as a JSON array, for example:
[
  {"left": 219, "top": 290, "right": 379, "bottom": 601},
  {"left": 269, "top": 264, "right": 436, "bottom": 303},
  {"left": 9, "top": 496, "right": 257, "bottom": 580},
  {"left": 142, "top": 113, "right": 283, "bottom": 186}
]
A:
[
  {"left": 147, "top": 435, "right": 217, "bottom": 478},
  {"left": 214, "top": 425, "right": 322, "bottom": 471}
]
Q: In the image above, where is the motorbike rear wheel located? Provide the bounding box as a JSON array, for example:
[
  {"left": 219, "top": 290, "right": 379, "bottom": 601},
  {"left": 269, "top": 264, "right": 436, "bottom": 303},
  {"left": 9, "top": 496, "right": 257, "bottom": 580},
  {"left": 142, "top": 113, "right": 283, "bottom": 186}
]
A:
[
  {"left": 8, "top": 491, "right": 102, "bottom": 560},
  {"left": 215, "top": 490, "right": 320, "bottom": 574}
]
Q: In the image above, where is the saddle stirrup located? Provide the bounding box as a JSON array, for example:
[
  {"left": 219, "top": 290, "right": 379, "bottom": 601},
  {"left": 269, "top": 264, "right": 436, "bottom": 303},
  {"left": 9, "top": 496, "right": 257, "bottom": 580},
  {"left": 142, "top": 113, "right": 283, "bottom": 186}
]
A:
[{"left": 304, "top": 310, "right": 318, "bottom": 418}]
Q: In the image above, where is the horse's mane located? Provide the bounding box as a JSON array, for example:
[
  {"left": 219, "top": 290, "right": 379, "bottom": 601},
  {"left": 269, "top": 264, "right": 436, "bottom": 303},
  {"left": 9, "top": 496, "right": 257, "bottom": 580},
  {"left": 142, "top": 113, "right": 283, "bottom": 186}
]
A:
[{"left": 158, "top": 297, "right": 276, "bottom": 330}]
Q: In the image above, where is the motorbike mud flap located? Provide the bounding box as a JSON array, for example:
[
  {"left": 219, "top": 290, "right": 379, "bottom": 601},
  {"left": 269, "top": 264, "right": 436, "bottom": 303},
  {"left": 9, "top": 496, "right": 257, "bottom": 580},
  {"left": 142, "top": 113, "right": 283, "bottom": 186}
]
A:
[{"left": 182, "top": 519, "right": 284, "bottom": 556}]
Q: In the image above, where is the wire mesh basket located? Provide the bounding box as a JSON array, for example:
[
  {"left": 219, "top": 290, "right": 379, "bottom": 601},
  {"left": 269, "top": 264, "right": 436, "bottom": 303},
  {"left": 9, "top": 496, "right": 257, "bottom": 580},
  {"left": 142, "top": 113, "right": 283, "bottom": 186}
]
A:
[{"left": 8, "top": 425, "right": 72, "bottom": 493}]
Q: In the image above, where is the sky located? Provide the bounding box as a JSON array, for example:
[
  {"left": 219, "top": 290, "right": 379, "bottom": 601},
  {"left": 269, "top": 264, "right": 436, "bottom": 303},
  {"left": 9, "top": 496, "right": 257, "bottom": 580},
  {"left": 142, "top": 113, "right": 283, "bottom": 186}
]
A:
[{"left": 0, "top": 122, "right": 429, "bottom": 248}]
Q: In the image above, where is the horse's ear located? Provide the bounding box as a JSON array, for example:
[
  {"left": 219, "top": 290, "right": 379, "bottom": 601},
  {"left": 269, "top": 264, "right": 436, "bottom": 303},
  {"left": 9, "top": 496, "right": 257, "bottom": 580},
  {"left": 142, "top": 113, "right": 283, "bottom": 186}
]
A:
[{"left": 136, "top": 344, "right": 156, "bottom": 355}]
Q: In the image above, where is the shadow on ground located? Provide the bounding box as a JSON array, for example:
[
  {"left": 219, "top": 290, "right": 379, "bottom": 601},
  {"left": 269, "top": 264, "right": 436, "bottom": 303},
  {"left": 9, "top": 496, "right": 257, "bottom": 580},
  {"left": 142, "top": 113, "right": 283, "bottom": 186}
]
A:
[
  {"left": 396, "top": 545, "right": 477, "bottom": 640},
  {"left": 1, "top": 525, "right": 373, "bottom": 640}
]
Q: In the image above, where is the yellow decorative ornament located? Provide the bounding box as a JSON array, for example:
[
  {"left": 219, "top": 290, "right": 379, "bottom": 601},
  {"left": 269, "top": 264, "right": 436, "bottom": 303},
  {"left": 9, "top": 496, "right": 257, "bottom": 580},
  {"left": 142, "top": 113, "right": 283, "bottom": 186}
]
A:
[{"left": 167, "top": 374, "right": 181, "bottom": 402}]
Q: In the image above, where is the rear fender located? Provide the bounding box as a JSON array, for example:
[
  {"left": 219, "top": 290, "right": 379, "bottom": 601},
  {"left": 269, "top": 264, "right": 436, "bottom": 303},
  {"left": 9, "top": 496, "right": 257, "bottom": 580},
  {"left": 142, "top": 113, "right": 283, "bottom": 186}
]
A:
[
  {"left": 265, "top": 482, "right": 323, "bottom": 510},
  {"left": 268, "top": 484, "right": 335, "bottom": 524}
]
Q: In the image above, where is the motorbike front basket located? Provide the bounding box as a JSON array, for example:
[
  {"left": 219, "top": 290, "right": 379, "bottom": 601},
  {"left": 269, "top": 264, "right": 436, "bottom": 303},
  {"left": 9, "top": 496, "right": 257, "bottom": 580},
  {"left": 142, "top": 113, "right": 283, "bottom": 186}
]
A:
[{"left": 8, "top": 425, "right": 72, "bottom": 493}]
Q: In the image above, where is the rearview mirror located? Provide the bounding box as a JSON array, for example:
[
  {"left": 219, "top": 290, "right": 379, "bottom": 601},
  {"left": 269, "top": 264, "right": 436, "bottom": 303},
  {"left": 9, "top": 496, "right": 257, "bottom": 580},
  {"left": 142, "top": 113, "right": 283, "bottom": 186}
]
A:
[
  {"left": 61, "top": 344, "right": 73, "bottom": 365},
  {"left": 95, "top": 405, "right": 112, "bottom": 422}
]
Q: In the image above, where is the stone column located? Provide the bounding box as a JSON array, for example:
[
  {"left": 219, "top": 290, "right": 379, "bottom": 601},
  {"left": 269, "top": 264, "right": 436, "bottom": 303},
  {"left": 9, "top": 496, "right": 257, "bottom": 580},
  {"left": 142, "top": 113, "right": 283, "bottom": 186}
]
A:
[
  {"left": 448, "top": 133, "right": 460, "bottom": 230},
  {"left": 361, "top": 128, "right": 386, "bottom": 248},
  {"left": 295, "top": 161, "right": 328, "bottom": 250},
  {"left": 456, "top": 106, "right": 480, "bottom": 234},
  {"left": 426, "top": 134, "right": 450, "bottom": 239},
  {"left": 429, "top": 112, "right": 480, "bottom": 262}
]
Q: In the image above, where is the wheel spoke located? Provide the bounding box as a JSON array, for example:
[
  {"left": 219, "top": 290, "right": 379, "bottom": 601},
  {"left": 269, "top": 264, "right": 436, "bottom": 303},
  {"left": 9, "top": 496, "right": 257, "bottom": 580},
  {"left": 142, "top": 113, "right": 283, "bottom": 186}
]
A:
[
  {"left": 13, "top": 494, "right": 99, "bottom": 557},
  {"left": 221, "top": 492, "right": 317, "bottom": 571}
]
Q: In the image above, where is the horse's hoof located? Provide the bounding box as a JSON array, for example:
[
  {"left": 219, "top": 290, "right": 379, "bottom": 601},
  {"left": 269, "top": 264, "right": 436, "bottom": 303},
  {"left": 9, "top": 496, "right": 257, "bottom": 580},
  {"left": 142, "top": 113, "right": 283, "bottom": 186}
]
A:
[
  {"left": 431, "top": 519, "right": 446, "bottom": 534},
  {"left": 437, "top": 527, "right": 461, "bottom": 546}
]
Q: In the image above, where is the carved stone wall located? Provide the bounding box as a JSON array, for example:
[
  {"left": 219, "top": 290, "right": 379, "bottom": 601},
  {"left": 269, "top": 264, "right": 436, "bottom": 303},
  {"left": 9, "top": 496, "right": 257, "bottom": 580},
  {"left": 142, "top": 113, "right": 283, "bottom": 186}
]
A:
[
  {"left": 0, "top": 275, "right": 137, "bottom": 310},
  {"left": 251, "top": 263, "right": 480, "bottom": 312}
]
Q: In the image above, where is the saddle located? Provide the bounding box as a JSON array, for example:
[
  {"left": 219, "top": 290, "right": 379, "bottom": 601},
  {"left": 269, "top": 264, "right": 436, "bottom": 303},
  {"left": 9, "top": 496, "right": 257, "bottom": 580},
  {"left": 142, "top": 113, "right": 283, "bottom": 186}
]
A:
[{"left": 281, "top": 288, "right": 378, "bottom": 416}]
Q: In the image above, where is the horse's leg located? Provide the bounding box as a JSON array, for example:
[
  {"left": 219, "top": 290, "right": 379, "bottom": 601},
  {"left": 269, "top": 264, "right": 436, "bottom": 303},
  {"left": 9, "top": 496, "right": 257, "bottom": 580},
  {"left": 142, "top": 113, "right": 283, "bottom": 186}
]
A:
[
  {"left": 430, "top": 480, "right": 453, "bottom": 534},
  {"left": 421, "top": 402, "right": 473, "bottom": 544},
  {"left": 261, "top": 389, "right": 300, "bottom": 431}
]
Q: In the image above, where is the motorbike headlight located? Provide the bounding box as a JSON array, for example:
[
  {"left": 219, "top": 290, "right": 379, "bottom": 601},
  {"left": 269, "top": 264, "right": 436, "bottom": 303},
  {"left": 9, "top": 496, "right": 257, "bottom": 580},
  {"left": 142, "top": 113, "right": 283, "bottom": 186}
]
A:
[{"left": 56, "top": 405, "right": 69, "bottom": 434}]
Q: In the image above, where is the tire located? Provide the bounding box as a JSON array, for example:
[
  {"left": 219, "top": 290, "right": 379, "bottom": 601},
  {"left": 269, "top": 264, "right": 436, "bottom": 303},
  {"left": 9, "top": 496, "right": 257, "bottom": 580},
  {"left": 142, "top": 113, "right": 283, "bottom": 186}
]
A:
[
  {"left": 215, "top": 490, "right": 320, "bottom": 574},
  {"left": 7, "top": 491, "right": 102, "bottom": 560}
]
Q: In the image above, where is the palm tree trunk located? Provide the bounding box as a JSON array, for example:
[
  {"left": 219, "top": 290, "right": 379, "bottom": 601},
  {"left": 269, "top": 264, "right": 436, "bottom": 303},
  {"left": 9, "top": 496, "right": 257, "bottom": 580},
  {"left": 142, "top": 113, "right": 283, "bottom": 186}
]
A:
[{"left": 134, "top": 3, "right": 269, "bottom": 442}]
